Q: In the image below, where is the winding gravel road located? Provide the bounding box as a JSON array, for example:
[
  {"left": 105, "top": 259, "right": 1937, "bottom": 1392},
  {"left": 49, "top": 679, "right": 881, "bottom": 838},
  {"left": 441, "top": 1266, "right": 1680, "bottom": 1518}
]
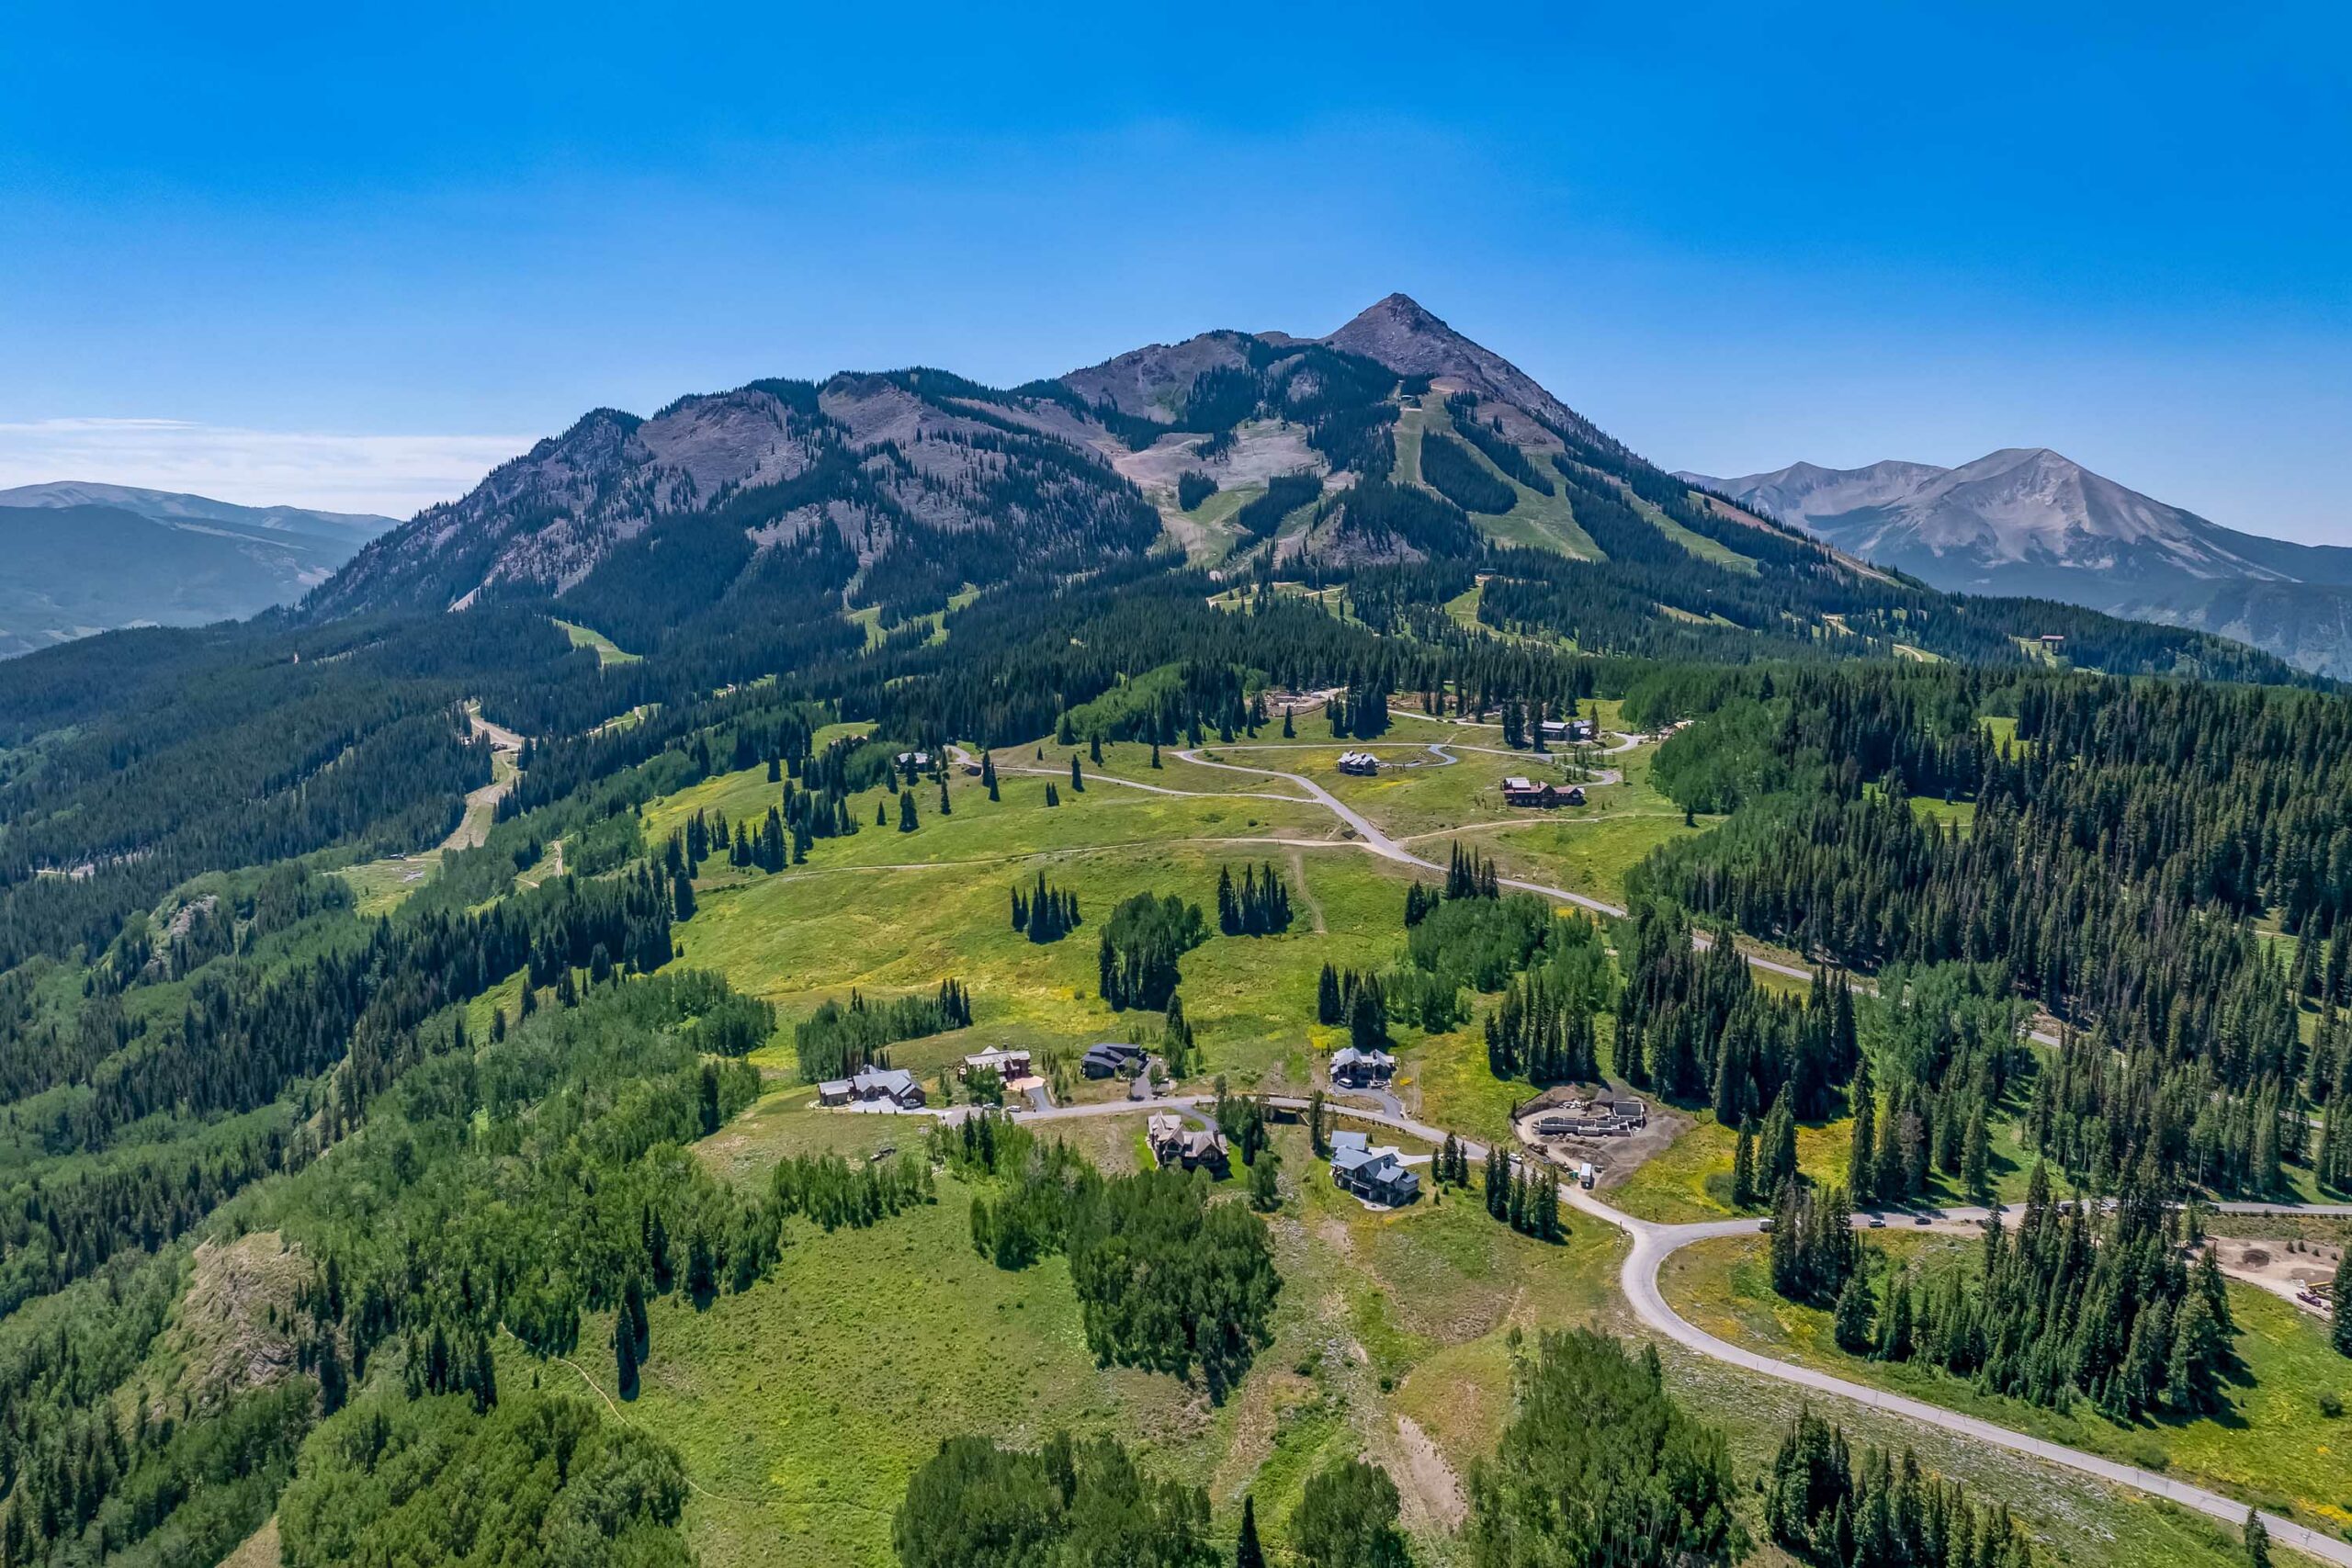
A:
[
  {"left": 989, "top": 1089, "right": 2350, "bottom": 1562},
  {"left": 936, "top": 739, "right": 2343, "bottom": 1553}
]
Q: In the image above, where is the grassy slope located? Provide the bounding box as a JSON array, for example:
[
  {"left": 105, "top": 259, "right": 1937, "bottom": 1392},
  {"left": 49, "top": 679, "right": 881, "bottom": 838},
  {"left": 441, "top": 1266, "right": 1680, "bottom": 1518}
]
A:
[
  {"left": 552, "top": 617, "right": 641, "bottom": 665},
  {"left": 1398, "top": 393, "right": 1599, "bottom": 559},
  {"left": 536, "top": 710, "right": 2275, "bottom": 1568},
  {"left": 1662, "top": 1232, "right": 2352, "bottom": 1535}
]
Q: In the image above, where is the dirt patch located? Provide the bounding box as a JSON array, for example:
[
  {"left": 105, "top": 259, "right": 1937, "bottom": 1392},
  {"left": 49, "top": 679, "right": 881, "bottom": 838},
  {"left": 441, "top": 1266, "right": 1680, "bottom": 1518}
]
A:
[
  {"left": 2208, "top": 1235, "right": 2339, "bottom": 1316},
  {"left": 1389, "top": 1414, "right": 1467, "bottom": 1531},
  {"left": 163, "top": 1231, "right": 311, "bottom": 1414},
  {"left": 1512, "top": 1086, "right": 1689, "bottom": 1192}
]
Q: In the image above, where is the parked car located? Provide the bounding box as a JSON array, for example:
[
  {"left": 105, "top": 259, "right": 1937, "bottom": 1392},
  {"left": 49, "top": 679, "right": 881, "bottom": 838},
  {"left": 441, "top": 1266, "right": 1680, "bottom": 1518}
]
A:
[
  {"left": 1868, "top": 1215, "right": 1886, "bottom": 1228},
  {"left": 1914, "top": 1213, "right": 1932, "bottom": 1225}
]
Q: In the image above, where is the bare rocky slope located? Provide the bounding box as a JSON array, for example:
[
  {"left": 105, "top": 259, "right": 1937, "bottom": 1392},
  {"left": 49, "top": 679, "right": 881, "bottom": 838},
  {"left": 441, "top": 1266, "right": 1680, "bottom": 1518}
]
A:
[{"left": 307, "top": 295, "right": 1701, "bottom": 626}]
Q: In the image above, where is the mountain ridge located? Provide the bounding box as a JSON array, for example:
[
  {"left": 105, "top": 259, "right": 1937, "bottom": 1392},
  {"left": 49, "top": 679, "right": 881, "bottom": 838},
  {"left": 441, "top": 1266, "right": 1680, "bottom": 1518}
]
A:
[
  {"left": 1685, "top": 449, "right": 2352, "bottom": 674},
  {"left": 0, "top": 485, "right": 397, "bottom": 658}
]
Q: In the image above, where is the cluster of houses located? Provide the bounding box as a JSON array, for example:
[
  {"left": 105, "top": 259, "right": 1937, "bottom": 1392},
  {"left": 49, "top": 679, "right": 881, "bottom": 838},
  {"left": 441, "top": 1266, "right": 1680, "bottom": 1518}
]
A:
[
  {"left": 1329, "top": 1130, "right": 1420, "bottom": 1207},
  {"left": 815, "top": 1064, "right": 928, "bottom": 1111},
  {"left": 1531, "top": 1095, "right": 1648, "bottom": 1139},
  {"left": 1500, "top": 777, "right": 1587, "bottom": 808},
  {"left": 1336, "top": 751, "right": 1381, "bottom": 775},
  {"left": 1147, "top": 1112, "right": 1230, "bottom": 1176},
  {"left": 1329, "top": 1045, "right": 1396, "bottom": 1088}
]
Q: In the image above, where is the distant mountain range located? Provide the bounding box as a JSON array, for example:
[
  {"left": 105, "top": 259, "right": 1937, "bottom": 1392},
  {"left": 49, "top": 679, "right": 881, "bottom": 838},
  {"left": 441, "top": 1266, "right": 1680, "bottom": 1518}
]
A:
[
  {"left": 0, "top": 482, "right": 395, "bottom": 658},
  {"left": 286, "top": 294, "right": 2300, "bottom": 689},
  {"left": 1681, "top": 450, "right": 2352, "bottom": 675}
]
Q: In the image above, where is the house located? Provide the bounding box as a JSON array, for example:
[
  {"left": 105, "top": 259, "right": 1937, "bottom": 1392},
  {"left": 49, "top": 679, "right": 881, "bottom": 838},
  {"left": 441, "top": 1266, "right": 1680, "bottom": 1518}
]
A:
[
  {"left": 1148, "top": 1113, "right": 1230, "bottom": 1176},
  {"left": 1329, "top": 1045, "right": 1396, "bottom": 1088},
  {"left": 962, "top": 1047, "right": 1034, "bottom": 1081},
  {"left": 1538, "top": 717, "right": 1596, "bottom": 744},
  {"left": 894, "top": 750, "right": 933, "bottom": 768},
  {"left": 1577, "top": 1162, "right": 1598, "bottom": 1189},
  {"left": 2038, "top": 634, "right": 2066, "bottom": 648},
  {"left": 1337, "top": 751, "right": 1380, "bottom": 775},
  {"left": 1501, "top": 776, "right": 1589, "bottom": 808},
  {"left": 1329, "top": 1131, "right": 1420, "bottom": 1206},
  {"left": 1080, "top": 1042, "right": 1147, "bottom": 1078},
  {"left": 1531, "top": 1095, "right": 1646, "bottom": 1138},
  {"left": 832, "top": 1064, "right": 926, "bottom": 1111}
]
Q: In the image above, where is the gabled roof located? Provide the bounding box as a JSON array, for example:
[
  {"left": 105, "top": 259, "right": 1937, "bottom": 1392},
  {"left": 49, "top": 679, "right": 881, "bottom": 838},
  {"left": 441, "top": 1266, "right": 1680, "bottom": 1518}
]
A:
[
  {"left": 1331, "top": 1130, "right": 1371, "bottom": 1155},
  {"left": 852, "top": 1065, "right": 917, "bottom": 1097}
]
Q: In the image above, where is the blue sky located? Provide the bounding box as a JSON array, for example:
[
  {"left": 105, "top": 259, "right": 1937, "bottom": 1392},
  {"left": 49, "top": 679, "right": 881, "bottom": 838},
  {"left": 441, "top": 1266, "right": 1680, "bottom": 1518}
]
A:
[{"left": 3, "top": 2, "right": 2346, "bottom": 537}]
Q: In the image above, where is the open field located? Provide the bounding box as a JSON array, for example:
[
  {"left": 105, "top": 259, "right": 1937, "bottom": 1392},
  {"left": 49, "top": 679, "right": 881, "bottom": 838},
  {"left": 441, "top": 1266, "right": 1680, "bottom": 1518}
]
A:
[
  {"left": 539, "top": 1090, "right": 2285, "bottom": 1568},
  {"left": 1661, "top": 1231, "right": 2352, "bottom": 1536},
  {"left": 552, "top": 617, "right": 641, "bottom": 665},
  {"left": 1606, "top": 1110, "right": 1860, "bottom": 1224},
  {"left": 525, "top": 1110, "right": 1631, "bottom": 1568}
]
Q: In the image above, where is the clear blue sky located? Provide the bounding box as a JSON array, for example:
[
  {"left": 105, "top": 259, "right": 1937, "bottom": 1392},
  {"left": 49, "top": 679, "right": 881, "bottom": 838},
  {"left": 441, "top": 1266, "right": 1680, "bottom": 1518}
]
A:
[{"left": 3, "top": 1, "right": 2346, "bottom": 537}]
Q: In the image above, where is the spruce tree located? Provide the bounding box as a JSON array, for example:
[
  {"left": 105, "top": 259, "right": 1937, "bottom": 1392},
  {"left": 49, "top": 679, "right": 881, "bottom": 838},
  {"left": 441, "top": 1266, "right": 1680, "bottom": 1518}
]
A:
[
  {"left": 1847, "top": 1059, "right": 1877, "bottom": 1208},
  {"left": 2245, "top": 1508, "right": 2272, "bottom": 1568},
  {"left": 1832, "top": 1269, "right": 1874, "bottom": 1353},
  {"left": 1236, "top": 1495, "right": 1265, "bottom": 1568},
  {"left": 2335, "top": 1250, "right": 2352, "bottom": 1359},
  {"left": 615, "top": 1312, "right": 640, "bottom": 1400}
]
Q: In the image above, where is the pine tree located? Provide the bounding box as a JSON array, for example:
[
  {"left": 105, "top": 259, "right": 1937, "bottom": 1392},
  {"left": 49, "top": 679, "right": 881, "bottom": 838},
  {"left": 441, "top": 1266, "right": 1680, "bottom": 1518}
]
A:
[
  {"left": 1317, "top": 962, "right": 1343, "bottom": 1025},
  {"left": 1833, "top": 1269, "right": 1874, "bottom": 1353},
  {"left": 899, "top": 789, "right": 919, "bottom": 832},
  {"left": 1962, "top": 1103, "right": 1991, "bottom": 1201},
  {"left": 615, "top": 1312, "right": 640, "bottom": 1400},
  {"left": 1250, "top": 1147, "right": 1281, "bottom": 1212},
  {"left": 982, "top": 751, "right": 999, "bottom": 800},
  {"left": 1732, "top": 1123, "right": 1758, "bottom": 1208},
  {"left": 2245, "top": 1508, "right": 2272, "bottom": 1568},
  {"left": 1236, "top": 1495, "right": 1265, "bottom": 1568},
  {"left": 2335, "top": 1250, "right": 2352, "bottom": 1359},
  {"left": 1847, "top": 1058, "right": 1877, "bottom": 1209},
  {"left": 1069, "top": 755, "right": 1084, "bottom": 791}
]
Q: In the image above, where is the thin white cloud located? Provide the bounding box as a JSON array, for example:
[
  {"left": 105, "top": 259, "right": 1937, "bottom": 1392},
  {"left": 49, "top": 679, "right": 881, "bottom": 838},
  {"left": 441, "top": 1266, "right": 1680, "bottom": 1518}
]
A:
[{"left": 0, "top": 417, "right": 534, "bottom": 519}]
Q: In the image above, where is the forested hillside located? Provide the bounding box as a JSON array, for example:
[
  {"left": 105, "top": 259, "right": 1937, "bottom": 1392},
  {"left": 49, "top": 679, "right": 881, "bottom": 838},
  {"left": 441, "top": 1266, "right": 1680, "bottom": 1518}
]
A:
[{"left": 0, "top": 296, "right": 2343, "bottom": 1568}]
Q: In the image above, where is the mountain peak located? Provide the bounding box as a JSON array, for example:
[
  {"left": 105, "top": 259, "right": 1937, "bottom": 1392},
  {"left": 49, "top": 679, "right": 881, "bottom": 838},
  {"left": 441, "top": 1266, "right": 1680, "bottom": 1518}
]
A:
[{"left": 1323, "top": 293, "right": 1607, "bottom": 446}]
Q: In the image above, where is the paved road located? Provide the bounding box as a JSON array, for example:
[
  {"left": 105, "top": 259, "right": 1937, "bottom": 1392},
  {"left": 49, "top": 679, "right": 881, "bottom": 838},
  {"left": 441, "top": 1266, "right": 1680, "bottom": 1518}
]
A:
[
  {"left": 995, "top": 1089, "right": 2346, "bottom": 1562},
  {"left": 1575, "top": 1189, "right": 2352, "bottom": 1564}
]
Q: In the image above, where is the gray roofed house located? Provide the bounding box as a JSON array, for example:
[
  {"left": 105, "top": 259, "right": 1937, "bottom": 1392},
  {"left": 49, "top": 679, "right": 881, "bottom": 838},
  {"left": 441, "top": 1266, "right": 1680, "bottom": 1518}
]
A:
[
  {"left": 1329, "top": 1132, "right": 1419, "bottom": 1206},
  {"left": 1081, "top": 1042, "right": 1147, "bottom": 1078},
  {"left": 847, "top": 1064, "right": 926, "bottom": 1110},
  {"left": 1329, "top": 1045, "right": 1396, "bottom": 1087}
]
